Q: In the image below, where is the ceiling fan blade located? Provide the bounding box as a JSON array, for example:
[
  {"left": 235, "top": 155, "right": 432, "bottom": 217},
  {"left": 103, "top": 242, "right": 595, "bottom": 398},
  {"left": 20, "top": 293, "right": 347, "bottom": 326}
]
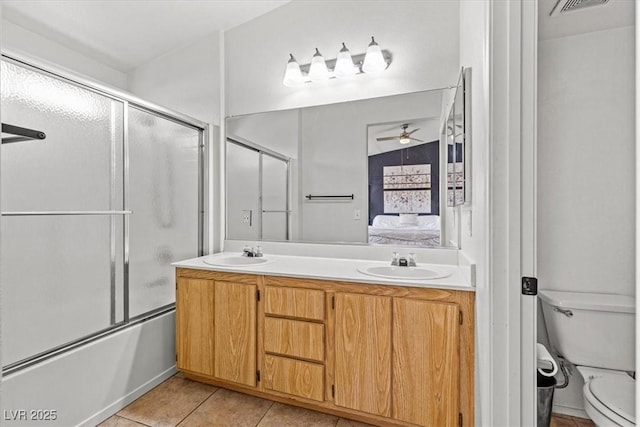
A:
[
  {"left": 376, "top": 136, "right": 400, "bottom": 141},
  {"left": 409, "top": 137, "right": 424, "bottom": 142},
  {"left": 407, "top": 128, "right": 420, "bottom": 135}
]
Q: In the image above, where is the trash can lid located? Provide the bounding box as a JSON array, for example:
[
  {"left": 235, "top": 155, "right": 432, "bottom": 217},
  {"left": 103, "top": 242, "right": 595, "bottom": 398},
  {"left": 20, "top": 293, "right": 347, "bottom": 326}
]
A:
[{"left": 588, "top": 375, "right": 635, "bottom": 424}]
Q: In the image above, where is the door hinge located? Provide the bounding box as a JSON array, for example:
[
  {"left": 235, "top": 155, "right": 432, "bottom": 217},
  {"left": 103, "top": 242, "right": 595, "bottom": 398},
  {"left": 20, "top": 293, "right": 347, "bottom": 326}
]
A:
[
  {"left": 256, "top": 370, "right": 261, "bottom": 382},
  {"left": 331, "top": 384, "right": 335, "bottom": 397},
  {"left": 459, "top": 413, "right": 463, "bottom": 427},
  {"left": 459, "top": 311, "right": 463, "bottom": 325},
  {"left": 331, "top": 295, "right": 335, "bottom": 310},
  {"left": 256, "top": 289, "right": 261, "bottom": 302},
  {"left": 522, "top": 277, "right": 538, "bottom": 296}
]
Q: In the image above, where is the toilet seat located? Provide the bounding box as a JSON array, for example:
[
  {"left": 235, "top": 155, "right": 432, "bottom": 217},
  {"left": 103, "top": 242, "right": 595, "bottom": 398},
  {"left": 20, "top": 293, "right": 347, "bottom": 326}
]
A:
[{"left": 583, "top": 374, "right": 635, "bottom": 426}]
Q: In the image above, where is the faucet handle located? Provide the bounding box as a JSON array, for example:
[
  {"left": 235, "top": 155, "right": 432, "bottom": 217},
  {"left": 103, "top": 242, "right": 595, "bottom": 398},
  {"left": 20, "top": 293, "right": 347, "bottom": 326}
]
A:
[
  {"left": 408, "top": 253, "right": 416, "bottom": 267},
  {"left": 255, "top": 246, "right": 263, "bottom": 257},
  {"left": 391, "top": 252, "right": 399, "bottom": 266},
  {"left": 242, "top": 245, "right": 253, "bottom": 256}
]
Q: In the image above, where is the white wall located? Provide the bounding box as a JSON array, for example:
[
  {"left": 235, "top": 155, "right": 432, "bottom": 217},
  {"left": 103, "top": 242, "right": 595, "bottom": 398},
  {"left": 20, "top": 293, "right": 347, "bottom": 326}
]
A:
[
  {"left": 537, "top": 25, "right": 636, "bottom": 416},
  {"left": 1, "top": 19, "right": 128, "bottom": 90},
  {"left": 227, "top": 109, "right": 299, "bottom": 159},
  {"left": 224, "top": 0, "right": 459, "bottom": 116},
  {"left": 458, "top": 1, "right": 490, "bottom": 425},
  {"left": 299, "top": 91, "right": 443, "bottom": 243},
  {"left": 127, "top": 32, "right": 221, "bottom": 124}
]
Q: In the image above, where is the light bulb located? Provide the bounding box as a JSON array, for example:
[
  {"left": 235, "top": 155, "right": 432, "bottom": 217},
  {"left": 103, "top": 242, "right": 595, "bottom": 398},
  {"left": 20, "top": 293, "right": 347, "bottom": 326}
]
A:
[
  {"left": 334, "top": 43, "right": 356, "bottom": 79},
  {"left": 362, "top": 36, "right": 387, "bottom": 75},
  {"left": 283, "top": 54, "right": 304, "bottom": 87},
  {"left": 308, "top": 48, "right": 329, "bottom": 81},
  {"left": 399, "top": 136, "right": 411, "bottom": 145}
]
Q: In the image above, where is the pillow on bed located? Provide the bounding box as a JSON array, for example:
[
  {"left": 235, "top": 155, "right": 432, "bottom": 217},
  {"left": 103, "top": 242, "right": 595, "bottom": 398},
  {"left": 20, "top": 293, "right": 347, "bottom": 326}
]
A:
[
  {"left": 417, "top": 215, "right": 440, "bottom": 230},
  {"left": 399, "top": 213, "right": 419, "bottom": 226},
  {"left": 372, "top": 215, "right": 400, "bottom": 228}
]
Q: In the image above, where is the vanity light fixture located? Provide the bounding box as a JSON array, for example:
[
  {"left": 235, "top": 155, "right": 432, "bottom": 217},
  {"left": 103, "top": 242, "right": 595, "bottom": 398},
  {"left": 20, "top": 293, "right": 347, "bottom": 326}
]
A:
[
  {"left": 282, "top": 36, "right": 391, "bottom": 87},
  {"left": 334, "top": 43, "right": 357, "bottom": 78},
  {"left": 283, "top": 54, "right": 304, "bottom": 87},
  {"left": 362, "top": 36, "right": 387, "bottom": 75},
  {"left": 308, "top": 48, "right": 329, "bottom": 81}
]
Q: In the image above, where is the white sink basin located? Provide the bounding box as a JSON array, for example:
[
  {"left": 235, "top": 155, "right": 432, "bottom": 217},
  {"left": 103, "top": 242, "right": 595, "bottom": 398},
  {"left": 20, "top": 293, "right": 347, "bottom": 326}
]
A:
[
  {"left": 203, "top": 256, "right": 269, "bottom": 267},
  {"left": 357, "top": 265, "right": 450, "bottom": 280}
]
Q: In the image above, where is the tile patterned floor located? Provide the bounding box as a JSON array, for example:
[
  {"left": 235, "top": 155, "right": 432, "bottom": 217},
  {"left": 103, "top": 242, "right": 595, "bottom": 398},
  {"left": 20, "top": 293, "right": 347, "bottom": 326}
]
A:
[
  {"left": 550, "top": 413, "right": 596, "bottom": 427},
  {"left": 98, "top": 373, "right": 594, "bottom": 427},
  {"left": 98, "top": 374, "right": 374, "bottom": 427}
]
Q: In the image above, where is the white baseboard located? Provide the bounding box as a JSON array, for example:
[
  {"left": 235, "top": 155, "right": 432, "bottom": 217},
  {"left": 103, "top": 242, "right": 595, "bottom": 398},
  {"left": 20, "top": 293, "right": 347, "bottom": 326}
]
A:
[{"left": 79, "top": 365, "right": 177, "bottom": 427}]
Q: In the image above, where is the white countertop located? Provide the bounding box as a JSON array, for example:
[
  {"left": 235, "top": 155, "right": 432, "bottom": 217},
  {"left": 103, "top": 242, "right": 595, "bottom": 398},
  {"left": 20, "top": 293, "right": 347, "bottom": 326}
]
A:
[{"left": 173, "top": 252, "right": 475, "bottom": 292}]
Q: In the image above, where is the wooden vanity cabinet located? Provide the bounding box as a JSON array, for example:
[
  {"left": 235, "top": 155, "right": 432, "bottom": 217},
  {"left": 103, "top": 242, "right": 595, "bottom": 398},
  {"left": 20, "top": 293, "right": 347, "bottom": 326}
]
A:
[
  {"left": 334, "top": 292, "right": 392, "bottom": 417},
  {"left": 176, "top": 268, "right": 474, "bottom": 427},
  {"left": 262, "top": 285, "right": 327, "bottom": 402},
  {"left": 176, "top": 269, "right": 258, "bottom": 388},
  {"left": 175, "top": 277, "right": 215, "bottom": 376}
]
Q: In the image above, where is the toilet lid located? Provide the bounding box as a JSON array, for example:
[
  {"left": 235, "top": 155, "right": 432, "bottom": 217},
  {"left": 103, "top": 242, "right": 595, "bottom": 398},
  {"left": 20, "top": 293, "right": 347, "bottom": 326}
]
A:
[{"left": 588, "top": 375, "right": 635, "bottom": 424}]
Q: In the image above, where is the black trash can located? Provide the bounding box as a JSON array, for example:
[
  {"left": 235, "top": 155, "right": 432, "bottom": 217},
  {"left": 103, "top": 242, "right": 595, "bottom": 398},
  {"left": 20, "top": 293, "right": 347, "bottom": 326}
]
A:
[{"left": 537, "top": 372, "right": 557, "bottom": 427}]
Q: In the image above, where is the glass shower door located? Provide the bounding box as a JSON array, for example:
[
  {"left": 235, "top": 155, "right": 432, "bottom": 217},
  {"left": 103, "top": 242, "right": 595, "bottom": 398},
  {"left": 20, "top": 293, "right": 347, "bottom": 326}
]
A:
[
  {"left": 1, "top": 59, "right": 125, "bottom": 366},
  {"left": 127, "top": 107, "right": 201, "bottom": 319},
  {"left": 261, "top": 154, "right": 289, "bottom": 241}
]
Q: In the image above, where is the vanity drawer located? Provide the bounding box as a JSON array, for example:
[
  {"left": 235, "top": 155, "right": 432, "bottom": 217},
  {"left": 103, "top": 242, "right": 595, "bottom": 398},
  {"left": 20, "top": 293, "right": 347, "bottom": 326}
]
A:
[
  {"left": 264, "top": 317, "right": 324, "bottom": 362},
  {"left": 264, "top": 286, "right": 325, "bottom": 321},
  {"left": 263, "top": 355, "right": 324, "bottom": 402}
]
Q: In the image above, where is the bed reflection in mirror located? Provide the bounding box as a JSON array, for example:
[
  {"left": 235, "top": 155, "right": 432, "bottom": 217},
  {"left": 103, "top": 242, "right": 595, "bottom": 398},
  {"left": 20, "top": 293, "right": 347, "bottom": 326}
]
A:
[{"left": 367, "top": 120, "right": 441, "bottom": 246}]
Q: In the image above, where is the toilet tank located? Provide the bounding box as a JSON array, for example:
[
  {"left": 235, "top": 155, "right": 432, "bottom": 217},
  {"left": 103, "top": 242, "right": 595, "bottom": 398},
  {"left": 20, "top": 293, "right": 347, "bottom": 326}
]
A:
[{"left": 539, "top": 290, "right": 635, "bottom": 371}]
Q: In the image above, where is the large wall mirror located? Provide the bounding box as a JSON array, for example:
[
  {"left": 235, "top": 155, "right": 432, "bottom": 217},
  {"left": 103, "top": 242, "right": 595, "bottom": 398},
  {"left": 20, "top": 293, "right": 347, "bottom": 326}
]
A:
[{"left": 225, "top": 69, "right": 469, "bottom": 249}]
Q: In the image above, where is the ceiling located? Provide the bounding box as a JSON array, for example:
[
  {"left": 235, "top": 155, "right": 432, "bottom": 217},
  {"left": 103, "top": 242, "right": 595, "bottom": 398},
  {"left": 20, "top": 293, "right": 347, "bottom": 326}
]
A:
[
  {"left": 1, "top": 0, "right": 291, "bottom": 72},
  {"left": 538, "top": 0, "right": 635, "bottom": 40},
  {"left": 3, "top": 0, "right": 633, "bottom": 73},
  {"left": 368, "top": 119, "right": 439, "bottom": 157}
]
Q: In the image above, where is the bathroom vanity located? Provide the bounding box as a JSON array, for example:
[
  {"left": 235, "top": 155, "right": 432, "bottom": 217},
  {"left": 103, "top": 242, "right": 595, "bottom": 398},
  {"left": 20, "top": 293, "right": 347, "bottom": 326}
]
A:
[{"left": 174, "top": 254, "right": 475, "bottom": 427}]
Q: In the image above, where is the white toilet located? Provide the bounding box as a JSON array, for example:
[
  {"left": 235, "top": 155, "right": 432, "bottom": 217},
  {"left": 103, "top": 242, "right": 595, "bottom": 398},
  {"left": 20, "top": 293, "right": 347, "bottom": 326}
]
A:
[{"left": 539, "top": 290, "right": 636, "bottom": 427}]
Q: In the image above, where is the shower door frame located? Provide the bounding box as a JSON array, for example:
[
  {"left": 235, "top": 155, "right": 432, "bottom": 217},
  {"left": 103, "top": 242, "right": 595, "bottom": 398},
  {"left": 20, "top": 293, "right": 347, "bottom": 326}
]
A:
[
  {"left": 226, "top": 137, "right": 291, "bottom": 241},
  {"left": 1, "top": 51, "right": 209, "bottom": 375}
]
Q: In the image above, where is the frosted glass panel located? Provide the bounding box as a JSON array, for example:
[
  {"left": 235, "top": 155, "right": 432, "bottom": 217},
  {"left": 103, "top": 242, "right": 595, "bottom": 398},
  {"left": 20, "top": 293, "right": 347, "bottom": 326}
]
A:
[
  {"left": 262, "top": 155, "right": 288, "bottom": 240},
  {"left": 1, "top": 60, "right": 124, "bottom": 211},
  {"left": 1, "top": 216, "right": 121, "bottom": 366},
  {"left": 226, "top": 142, "right": 260, "bottom": 240},
  {"left": 128, "top": 108, "right": 200, "bottom": 318}
]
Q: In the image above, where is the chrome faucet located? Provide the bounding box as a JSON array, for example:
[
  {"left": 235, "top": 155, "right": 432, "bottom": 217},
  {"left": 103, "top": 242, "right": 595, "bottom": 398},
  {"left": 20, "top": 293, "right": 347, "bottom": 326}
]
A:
[
  {"left": 242, "top": 245, "right": 263, "bottom": 257},
  {"left": 391, "top": 252, "right": 416, "bottom": 267}
]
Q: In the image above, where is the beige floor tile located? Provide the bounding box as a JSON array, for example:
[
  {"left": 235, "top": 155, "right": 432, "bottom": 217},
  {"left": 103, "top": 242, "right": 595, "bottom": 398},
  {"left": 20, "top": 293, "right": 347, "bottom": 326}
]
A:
[
  {"left": 97, "top": 415, "right": 148, "bottom": 427},
  {"left": 178, "top": 388, "right": 273, "bottom": 427},
  {"left": 336, "top": 418, "right": 377, "bottom": 427},
  {"left": 257, "top": 403, "right": 339, "bottom": 427},
  {"left": 117, "top": 376, "right": 217, "bottom": 427},
  {"left": 573, "top": 417, "right": 595, "bottom": 427},
  {"left": 550, "top": 415, "right": 577, "bottom": 427}
]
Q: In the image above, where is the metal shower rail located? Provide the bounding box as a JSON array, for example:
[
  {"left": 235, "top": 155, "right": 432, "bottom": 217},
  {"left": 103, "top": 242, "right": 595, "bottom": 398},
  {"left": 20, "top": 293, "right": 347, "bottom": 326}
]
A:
[{"left": 2, "top": 123, "right": 47, "bottom": 144}]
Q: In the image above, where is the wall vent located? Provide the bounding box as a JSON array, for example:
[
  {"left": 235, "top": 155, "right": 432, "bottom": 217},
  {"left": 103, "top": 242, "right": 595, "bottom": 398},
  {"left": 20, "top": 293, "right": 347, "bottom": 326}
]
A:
[{"left": 550, "top": 0, "right": 610, "bottom": 16}]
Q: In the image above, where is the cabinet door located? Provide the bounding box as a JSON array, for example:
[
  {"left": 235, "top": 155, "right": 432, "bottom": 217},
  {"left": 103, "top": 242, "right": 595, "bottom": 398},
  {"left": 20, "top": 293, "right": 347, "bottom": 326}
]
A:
[
  {"left": 334, "top": 292, "right": 392, "bottom": 417},
  {"left": 214, "top": 281, "right": 257, "bottom": 387},
  {"left": 176, "top": 278, "right": 214, "bottom": 376},
  {"left": 392, "top": 298, "right": 459, "bottom": 426}
]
